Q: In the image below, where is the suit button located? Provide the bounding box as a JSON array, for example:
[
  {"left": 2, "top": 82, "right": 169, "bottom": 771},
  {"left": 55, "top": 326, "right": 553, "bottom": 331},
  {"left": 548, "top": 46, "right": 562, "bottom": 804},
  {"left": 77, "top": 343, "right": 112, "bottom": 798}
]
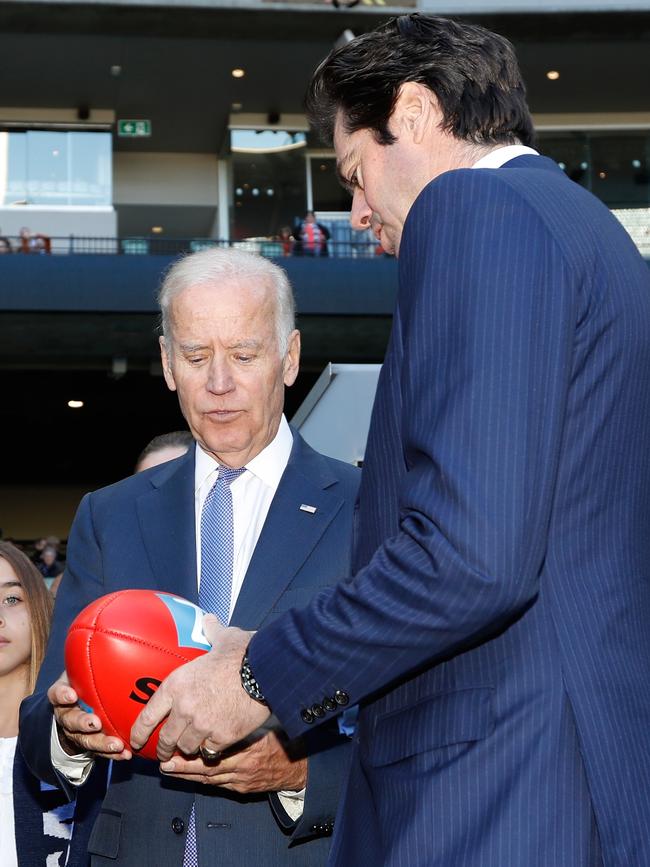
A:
[
  {"left": 171, "top": 817, "right": 184, "bottom": 835},
  {"left": 301, "top": 708, "right": 314, "bottom": 724},
  {"left": 311, "top": 703, "right": 325, "bottom": 718},
  {"left": 334, "top": 690, "right": 350, "bottom": 706},
  {"left": 323, "top": 696, "right": 337, "bottom": 712}
]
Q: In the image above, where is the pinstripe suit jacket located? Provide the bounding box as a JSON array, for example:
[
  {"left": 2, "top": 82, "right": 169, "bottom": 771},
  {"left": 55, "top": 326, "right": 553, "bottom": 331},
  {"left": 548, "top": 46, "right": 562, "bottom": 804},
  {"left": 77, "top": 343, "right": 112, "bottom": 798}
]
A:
[{"left": 250, "top": 156, "right": 650, "bottom": 866}]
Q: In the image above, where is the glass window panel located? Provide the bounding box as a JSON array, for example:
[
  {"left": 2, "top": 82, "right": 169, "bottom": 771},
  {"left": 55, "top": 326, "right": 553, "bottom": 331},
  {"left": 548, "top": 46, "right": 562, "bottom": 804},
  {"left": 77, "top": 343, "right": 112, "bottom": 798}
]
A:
[
  {"left": 231, "top": 149, "right": 306, "bottom": 241},
  {"left": 3, "top": 133, "right": 27, "bottom": 204},
  {"left": 231, "top": 129, "right": 306, "bottom": 153},
  {"left": 538, "top": 130, "right": 650, "bottom": 208},
  {"left": 310, "top": 157, "right": 350, "bottom": 213},
  {"left": 538, "top": 131, "right": 591, "bottom": 188},
  {"left": 26, "top": 131, "right": 69, "bottom": 205},
  {"left": 589, "top": 132, "right": 649, "bottom": 208},
  {"left": 0, "top": 130, "right": 112, "bottom": 206},
  {"left": 69, "top": 132, "right": 112, "bottom": 205}
]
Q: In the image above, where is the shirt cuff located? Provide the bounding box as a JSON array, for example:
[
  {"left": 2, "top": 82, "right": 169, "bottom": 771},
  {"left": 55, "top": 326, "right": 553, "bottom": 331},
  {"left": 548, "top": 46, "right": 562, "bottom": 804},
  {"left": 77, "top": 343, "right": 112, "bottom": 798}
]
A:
[
  {"left": 277, "top": 788, "right": 306, "bottom": 821},
  {"left": 50, "top": 717, "right": 95, "bottom": 786}
]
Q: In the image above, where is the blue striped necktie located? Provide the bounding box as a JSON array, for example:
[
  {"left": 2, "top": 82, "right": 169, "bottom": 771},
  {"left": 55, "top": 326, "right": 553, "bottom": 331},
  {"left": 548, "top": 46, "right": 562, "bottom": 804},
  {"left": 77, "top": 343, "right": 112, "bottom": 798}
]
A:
[
  {"left": 183, "top": 464, "right": 245, "bottom": 867},
  {"left": 199, "top": 465, "right": 246, "bottom": 624}
]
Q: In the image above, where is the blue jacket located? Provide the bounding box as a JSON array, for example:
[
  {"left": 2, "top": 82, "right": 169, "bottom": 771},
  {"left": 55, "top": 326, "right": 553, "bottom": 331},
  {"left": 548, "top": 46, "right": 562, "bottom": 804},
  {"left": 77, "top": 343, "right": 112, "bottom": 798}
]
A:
[
  {"left": 250, "top": 157, "right": 650, "bottom": 866},
  {"left": 20, "top": 431, "right": 359, "bottom": 865}
]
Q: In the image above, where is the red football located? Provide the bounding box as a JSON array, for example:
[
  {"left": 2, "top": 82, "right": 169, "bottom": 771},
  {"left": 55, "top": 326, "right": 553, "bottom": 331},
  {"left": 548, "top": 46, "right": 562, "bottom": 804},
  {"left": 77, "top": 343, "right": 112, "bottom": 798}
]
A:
[{"left": 65, "top": 589, "right": 210, "bottom": 760}]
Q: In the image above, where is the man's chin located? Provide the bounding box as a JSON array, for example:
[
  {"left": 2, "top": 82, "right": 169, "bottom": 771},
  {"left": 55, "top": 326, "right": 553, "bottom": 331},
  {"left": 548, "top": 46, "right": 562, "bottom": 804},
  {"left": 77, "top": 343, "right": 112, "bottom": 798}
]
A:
[
  {"left": 199, "top": 440, "right": 248, "bottom": 466},
  {"left": 378, "top": 229, "right": 399, "bottom": 257}
]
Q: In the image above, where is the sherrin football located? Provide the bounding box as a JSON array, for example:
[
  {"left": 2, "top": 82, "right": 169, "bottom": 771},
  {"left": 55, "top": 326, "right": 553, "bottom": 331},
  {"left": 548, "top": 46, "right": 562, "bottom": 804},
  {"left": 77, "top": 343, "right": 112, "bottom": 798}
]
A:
[{"left": 65, "top": 589, "right": 210, "bottom": 760}]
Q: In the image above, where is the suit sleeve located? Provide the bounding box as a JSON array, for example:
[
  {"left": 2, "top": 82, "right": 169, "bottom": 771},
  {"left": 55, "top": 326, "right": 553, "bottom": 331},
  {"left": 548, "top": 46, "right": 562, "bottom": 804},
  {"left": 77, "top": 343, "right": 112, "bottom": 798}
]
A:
[
  {"left": 19, "top": 492, "right": 108, "bottom": 795},
  {"left": 249, "top": 170, "right": 578, "bottom": 737},
  {"left": 269, "top": 722, "right": 350, "bottom": 841}
]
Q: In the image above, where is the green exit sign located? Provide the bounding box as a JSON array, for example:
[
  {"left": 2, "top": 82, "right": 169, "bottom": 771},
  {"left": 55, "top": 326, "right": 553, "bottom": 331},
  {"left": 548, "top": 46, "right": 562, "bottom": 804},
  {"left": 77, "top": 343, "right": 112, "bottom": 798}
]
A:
[{"left": 118, "top": 119, "right": 152, "bottom": 138}]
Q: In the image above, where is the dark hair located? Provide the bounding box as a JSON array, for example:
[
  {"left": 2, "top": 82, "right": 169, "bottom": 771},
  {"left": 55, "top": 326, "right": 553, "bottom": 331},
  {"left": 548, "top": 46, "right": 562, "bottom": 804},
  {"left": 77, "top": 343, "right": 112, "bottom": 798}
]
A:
[
  {"left": 135, "top": 430, "right": 194, "bottom": 471},
  {"left": 0, "top": 541, "right": 54, "bottom": 692},
  {"left": 306, "top": 13, "right": 534, "bottom": 149}
]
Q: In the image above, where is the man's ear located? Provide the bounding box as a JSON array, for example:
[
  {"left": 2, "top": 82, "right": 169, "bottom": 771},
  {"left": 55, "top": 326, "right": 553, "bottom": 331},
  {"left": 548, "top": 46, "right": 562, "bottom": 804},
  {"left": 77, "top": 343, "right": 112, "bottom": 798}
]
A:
[
  {"left": 159, "top": 336, "right": 177, "bottom": 392},
  {"left": 392, "top": 81, "right": 439, "bottom": 144},
  {"left": 283, "top": 330, "right": 301, "bottom": 388}
]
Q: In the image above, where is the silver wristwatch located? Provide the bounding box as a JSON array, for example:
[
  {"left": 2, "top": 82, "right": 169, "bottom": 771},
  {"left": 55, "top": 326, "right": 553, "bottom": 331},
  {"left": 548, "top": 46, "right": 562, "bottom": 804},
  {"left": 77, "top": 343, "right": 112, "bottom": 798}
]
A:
[{"left": 240, "top": 651, "right": 268, "bottom": 706}]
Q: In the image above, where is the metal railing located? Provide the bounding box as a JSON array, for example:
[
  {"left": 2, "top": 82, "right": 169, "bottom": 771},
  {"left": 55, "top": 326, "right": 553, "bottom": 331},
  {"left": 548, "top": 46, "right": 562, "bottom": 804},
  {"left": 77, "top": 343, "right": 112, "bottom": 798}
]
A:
[{"left": 0, "top": 235, "right": 386, "bottom": 259}]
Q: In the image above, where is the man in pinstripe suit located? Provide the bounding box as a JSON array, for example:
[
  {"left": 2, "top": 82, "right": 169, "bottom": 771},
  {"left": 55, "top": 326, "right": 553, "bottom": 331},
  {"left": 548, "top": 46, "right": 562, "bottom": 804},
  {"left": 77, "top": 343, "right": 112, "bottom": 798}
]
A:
[{"left": 133, "top": 14, "right": 650, "bottom": 865}]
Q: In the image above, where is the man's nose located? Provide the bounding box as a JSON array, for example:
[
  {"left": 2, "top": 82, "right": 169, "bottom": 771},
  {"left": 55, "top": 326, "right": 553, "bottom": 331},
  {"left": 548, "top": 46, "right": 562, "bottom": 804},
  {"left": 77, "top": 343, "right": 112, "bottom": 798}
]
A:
[
  {"left": 206, "top": 360, "right": 234, "bottom": 394},
  {"left": 350, "top": 188, "right": 372, "bottom": 231}
]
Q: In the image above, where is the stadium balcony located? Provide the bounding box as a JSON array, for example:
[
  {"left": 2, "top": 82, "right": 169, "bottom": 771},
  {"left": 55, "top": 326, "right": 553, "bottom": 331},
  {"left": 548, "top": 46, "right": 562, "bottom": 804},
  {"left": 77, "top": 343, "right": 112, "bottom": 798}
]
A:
[
  {"left": 3, "top": 212, "right": 649, "bottom": 325},
  {"left": 0, "top": 232, "right": 398, "bottom": 318}
]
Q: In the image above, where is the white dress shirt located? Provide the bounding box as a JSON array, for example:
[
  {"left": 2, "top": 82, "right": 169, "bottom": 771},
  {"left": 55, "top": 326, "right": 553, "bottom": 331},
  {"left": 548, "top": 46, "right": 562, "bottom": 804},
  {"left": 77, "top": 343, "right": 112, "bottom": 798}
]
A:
[
  {"left": 471, "top": 143, "right": 539, "bottom": 169},
  {"left": 194, "top": 414, "right": 293, "bottom": 618},
  {"left": 0, "top": 736, "right": 18, "bottom": 867}
]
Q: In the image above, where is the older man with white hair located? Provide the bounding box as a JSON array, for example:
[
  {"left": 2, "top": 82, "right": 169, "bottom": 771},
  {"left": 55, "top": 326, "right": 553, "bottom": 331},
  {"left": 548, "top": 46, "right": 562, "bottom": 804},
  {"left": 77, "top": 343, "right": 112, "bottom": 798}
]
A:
[{"left": 20, "top": 248, "right": 359, "bottom": 867}]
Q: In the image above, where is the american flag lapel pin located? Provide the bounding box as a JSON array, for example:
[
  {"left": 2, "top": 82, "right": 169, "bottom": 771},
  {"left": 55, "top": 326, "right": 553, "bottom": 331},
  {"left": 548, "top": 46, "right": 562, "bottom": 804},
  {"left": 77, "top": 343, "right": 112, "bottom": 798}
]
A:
[{"left": 300, "top": 504, "right": 317, "bottom": 514}]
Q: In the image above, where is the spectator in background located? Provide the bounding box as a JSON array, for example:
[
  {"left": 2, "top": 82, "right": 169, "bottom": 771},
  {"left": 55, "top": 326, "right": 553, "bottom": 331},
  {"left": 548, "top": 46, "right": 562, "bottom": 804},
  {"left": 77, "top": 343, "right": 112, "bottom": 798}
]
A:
[
  {"left": 35, "top": 546, "right": 64, "bottom": 583},
  {"left": 277, "top": 226, "right": 294, "bottom": 257},
  {"left": 31, "top": 536, "right": 61, "bottom": 567},
  {"left": 0, "top": 541, "right": 73, "bottom": 867},
  {"left": 30, "top": 539, "right": 47, "bottom": 565},
  {"left": 19, "top": 227, "right": 51, "bottom": 255},
  {"left": 0, "top": 235, "right": 12, "bottom": 254},
  {"left": 135, "top": 429, "right": 194, "bottom": 472},
  {"left": 294, "top": 211, "right": 330, "bottom": 257}
]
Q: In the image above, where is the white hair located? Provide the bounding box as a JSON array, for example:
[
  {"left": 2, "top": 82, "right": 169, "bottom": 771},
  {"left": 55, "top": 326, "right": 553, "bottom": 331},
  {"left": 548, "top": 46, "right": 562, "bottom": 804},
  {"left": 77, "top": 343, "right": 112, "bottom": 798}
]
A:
[{"left": 157, "top": 247, "right": 296, "bottom": 355}]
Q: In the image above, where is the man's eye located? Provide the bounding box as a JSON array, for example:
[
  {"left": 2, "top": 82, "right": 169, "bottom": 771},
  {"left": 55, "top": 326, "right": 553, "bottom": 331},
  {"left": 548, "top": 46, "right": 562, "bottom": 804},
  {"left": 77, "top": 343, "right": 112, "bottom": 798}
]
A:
[
  {"left": 350, "top": 170, "right": 364, "bottom": 191},
  {"left": 187, "top": 356, "right": 205, "bottom": 365},
  {"left": 236, "top": 355, "right": 252, "bottom": 363}
]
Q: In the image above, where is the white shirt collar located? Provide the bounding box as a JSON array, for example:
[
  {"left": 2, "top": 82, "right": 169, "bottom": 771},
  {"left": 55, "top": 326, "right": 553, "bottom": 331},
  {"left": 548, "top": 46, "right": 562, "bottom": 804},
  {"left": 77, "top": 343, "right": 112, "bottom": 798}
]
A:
[
  {"left": 472, "top": 144, "right": 539, "bottom": 170},
  {"left": 194, "top": 414, "right": 293, "bottom": 494}
]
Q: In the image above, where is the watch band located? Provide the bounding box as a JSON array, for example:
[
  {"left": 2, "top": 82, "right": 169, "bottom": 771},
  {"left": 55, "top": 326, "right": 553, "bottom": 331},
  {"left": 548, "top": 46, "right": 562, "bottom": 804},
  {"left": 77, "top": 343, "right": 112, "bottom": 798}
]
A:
[{"left": 240, "top": 651, "right": 269, "bottom": 706}]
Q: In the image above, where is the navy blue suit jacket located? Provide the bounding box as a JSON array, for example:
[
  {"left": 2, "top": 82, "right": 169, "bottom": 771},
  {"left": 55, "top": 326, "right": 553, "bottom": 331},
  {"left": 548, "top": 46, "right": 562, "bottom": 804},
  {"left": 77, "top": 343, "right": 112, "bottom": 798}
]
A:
[
  {"left": 250, "top": 157, "right": 650, "bottom": 866},
  {"left": 20, "top": 431, "right": 359, "bottom": 866}
]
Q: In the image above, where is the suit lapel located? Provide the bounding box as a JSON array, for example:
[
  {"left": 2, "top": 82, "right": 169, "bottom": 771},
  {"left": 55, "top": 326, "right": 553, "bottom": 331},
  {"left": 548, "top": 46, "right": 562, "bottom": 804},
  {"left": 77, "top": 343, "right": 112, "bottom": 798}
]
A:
[
  {"left": 135, "top": 449, "right": 198, "bottom": 605},
  {"left": 231, "top": 434, "right": 344, "bottom": 629}
]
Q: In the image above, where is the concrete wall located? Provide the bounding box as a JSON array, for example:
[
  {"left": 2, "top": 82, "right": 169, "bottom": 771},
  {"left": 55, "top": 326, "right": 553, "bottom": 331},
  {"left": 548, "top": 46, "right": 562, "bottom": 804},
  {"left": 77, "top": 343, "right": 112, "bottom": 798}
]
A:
[{"left": 113, "top": 152, "right": 219, "bottom": 206}]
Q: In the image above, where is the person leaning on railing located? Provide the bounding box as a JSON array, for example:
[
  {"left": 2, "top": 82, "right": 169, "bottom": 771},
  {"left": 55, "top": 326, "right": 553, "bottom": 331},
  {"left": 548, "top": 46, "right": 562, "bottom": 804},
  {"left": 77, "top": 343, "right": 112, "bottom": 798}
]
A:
[{"left": 19, "top": 227, "right": 51, "bottom": 255}]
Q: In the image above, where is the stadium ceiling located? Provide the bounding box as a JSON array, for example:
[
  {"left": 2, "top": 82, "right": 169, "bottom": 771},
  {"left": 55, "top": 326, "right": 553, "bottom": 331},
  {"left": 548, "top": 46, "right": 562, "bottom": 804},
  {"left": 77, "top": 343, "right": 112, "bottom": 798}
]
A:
[{"left": 0, "top": 2, "right": 649, "bottom": 153}]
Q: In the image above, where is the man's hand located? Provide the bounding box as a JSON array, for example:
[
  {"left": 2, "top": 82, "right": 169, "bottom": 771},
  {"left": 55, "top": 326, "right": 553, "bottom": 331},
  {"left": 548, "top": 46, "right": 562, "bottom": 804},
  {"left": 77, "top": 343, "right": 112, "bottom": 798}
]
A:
[
  {"left": 48, "top": 672, "right": 132, "bottom": 760},
  {"left": 130, "top": 616, "right": 271, "bottom": 761},
  {"left": 158, "top": 731, "right": 306, "bottom": 794}
]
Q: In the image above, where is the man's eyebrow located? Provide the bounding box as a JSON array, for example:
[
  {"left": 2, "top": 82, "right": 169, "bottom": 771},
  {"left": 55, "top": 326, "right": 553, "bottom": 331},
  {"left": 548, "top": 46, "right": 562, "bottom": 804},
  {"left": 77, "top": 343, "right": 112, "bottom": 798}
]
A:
[
  {"left": 230, "top": 340, "right": 262, "bottom": 351},
  {"left": 178, "top": 342, "right": 207, "bottom": 353},
  {"left": 336, "top": 150, "right": 356, "bottom": 191}
]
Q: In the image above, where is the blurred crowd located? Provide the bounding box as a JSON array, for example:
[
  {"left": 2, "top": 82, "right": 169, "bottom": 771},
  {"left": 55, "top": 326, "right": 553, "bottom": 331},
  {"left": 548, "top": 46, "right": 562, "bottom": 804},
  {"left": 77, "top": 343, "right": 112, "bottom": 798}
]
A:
[{"left": 0, "top": 227, "right": 52, "bottom": 255}]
